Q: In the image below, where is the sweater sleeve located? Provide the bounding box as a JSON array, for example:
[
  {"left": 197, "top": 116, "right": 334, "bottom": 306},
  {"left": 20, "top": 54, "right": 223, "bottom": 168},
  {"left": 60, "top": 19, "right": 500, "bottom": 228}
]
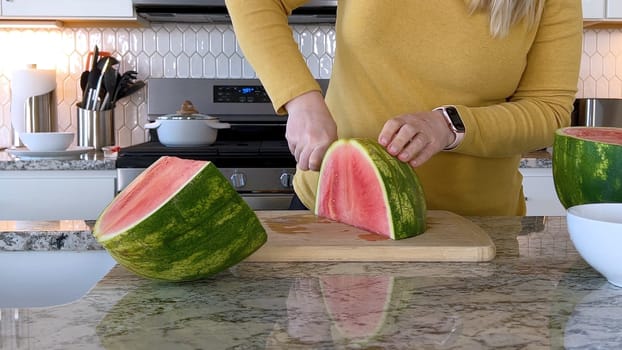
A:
[
  {"left": 453, "top": 0, "right": 582, "bottom": 157},
  {"left": 225, "top": 0, "right": 322, "bottom": 114}
]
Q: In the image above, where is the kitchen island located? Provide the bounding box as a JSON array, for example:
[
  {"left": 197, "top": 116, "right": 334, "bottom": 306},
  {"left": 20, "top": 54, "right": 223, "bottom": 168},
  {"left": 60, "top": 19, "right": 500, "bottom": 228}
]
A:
[
  {"left": 0, "top": 214, "right": 619, "bottom": 349},
  {"left": 0, "top": 150, "right": 117, "bottom": 221}
]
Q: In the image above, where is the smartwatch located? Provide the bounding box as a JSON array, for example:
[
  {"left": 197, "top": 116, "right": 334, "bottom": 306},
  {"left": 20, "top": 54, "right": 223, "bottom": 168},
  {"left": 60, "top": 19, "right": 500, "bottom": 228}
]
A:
[{"left": 434, "top": 105, "right": 465, "bottom": 150}]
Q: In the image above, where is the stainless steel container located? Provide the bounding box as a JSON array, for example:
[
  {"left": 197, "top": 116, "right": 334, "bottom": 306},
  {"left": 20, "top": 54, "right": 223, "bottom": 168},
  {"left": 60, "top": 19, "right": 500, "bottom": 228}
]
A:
[
  {"left": 11, "top": 91, "right": 58, "bottom": 147},
  {"left": 10, "top": 64, "right": 57, "bottom": 147},
  {"left": 25, "top": 91, "right": 57, "bottom": 131},
  {"left": 573, "top": 98, "right": 622, "bottom": 127},
  {"left": 76, "top": 104, "right": 115, "bottom": 149}
]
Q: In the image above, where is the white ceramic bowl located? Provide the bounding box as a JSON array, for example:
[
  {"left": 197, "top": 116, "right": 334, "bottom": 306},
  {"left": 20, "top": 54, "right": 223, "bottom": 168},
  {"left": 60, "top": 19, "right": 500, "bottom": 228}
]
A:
[
  {"left": 567, "top": 203, "right": 622, "bottom": 287},
  {"left": 19, "top": 132, "right": 74, "bottom": 152}
]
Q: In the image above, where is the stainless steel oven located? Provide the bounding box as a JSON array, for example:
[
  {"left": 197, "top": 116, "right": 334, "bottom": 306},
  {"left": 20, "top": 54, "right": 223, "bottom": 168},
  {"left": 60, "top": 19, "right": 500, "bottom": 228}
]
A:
[{"left": 116, "top": 78, "right": 329, "bottom": 210}]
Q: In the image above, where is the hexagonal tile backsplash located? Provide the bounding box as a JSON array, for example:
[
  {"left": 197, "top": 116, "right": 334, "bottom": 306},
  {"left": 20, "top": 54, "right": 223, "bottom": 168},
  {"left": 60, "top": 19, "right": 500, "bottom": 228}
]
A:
[
  {"left": 0, "top": 23, "right": 335, "bottom": 148},
  {"left": 0, "top": 25, "right": 616, "bottom": 148}
]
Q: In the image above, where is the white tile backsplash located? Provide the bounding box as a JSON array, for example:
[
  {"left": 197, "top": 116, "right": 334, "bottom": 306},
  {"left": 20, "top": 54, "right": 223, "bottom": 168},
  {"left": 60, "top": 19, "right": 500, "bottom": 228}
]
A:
[
  {"left": 578, "top": 29, "right": 622, "bottom": 98},
  {"left": 0, "top": 23, "right": 334, "bottom": 147},
  {"left": 0, "top": 25, "right": 618, "bottom": 148}
]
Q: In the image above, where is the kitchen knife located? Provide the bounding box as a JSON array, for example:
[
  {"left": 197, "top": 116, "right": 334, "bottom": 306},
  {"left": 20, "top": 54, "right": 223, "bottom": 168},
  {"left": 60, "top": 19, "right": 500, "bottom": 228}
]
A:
[{"left": 92, "top": 57, "right": 112, "bottom": 110}]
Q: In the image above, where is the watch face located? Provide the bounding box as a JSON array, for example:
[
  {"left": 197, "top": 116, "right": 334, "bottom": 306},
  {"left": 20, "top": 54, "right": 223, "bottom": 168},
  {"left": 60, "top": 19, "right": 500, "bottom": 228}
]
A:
[{"left": 446, "top": 107, "right": 465, "bottom": 132}]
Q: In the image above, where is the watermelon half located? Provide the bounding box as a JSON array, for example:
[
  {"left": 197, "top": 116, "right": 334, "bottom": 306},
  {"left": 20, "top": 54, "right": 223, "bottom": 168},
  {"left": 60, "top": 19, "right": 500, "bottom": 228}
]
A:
[
  {"left": 315, "top": 138, "right": 427, "bottom": 240},
  {"left": 93, "top": 156, "right": 267, "bottom": 282},
  {"left": 552, "top": 127, "right": 622, "bottom": 209}
]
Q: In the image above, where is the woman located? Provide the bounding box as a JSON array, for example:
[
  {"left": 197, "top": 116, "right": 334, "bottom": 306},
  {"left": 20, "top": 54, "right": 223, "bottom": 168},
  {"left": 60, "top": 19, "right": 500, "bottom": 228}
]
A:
[{"left": 225, "top": 0, "right": 583, "bottom": 215}]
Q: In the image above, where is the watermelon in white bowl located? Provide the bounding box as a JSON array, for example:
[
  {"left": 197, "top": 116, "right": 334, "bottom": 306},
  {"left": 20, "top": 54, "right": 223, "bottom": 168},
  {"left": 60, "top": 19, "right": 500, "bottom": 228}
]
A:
[{"left": 552, "top": 126, "right": 622, "bottom": 208}]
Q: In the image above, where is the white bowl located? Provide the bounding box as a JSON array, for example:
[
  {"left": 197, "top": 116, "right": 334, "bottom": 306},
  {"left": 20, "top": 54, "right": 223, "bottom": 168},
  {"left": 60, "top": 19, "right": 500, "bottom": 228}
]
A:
[
  {"left": 19, "top": 132, "right": 74, "bottom": 152},
  {"left": 0, "top": 251, "right": 116, "bottom": 308},
  {"left": 567, "top": 203, "right": 622, "bottom": 287}
]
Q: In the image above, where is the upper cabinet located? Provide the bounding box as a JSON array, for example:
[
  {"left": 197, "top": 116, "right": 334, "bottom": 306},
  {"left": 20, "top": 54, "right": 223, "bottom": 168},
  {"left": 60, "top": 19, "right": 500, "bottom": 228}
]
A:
[
  {"left": 583, "top": 0, "right": 605, "bottom": 19},
  {"left": 583, "top": 0, "right": 622, "bottom": 20},
  {"left": 608, "top": 0, "right": 622, "bottom": 19},
  {"left": 1, "top": 0, "right": 135, "bottom": 20}
]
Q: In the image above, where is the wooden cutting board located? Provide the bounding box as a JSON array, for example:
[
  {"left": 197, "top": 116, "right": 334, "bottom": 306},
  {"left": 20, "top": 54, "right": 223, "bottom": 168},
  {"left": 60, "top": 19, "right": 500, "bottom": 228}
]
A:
[{"left": 246, "top": 210, "right": 496, "bottom": 262}]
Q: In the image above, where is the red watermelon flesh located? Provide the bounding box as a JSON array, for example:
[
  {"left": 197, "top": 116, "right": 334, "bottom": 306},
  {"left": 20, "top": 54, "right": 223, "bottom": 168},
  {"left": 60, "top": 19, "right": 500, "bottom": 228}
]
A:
[
  {"left": 316, "top": 142, "right": 391, "bottom": 236},
  {"left": 315, "top": 139, "right": 427, "bottom": 240},
  {"left": 320, "top": 275, "right": 393, "bottom": 342},
  {"left": 97, "top": 156, "right": 207, "bottom": 237},
  {"left": 562, "top": 127, "right": 622, "bottom": 145}
]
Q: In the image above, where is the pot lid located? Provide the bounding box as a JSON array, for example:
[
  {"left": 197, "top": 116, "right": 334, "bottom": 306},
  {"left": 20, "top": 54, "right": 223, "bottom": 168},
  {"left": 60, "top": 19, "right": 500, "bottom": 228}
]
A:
[{"left": 157, "top": 100, "right": 217, "bottom": 120}]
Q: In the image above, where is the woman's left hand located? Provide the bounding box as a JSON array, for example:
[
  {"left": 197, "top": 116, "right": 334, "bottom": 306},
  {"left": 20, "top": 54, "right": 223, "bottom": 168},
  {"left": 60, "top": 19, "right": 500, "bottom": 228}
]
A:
[{"left": 378, "top": 110, "right": 455, "bottom": 167}]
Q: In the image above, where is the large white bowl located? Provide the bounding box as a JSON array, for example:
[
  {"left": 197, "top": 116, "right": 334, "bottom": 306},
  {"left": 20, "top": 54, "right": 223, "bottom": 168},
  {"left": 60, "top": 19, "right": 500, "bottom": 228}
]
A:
[
  {"left": 567, "top": 203, "right": 622, "bottom": 287},
  {"left": 19, "top": 132, "right": 74, "bottom": 152},
  {"left": 0, "top": 251, "right": 116, "bottom": 308}
]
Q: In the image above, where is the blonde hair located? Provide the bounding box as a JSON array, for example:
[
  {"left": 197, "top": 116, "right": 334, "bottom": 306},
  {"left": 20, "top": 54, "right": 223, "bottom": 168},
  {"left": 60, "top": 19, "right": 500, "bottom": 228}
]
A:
[{"left": 467, "top": 0, "right": 544, "bottom": 37}]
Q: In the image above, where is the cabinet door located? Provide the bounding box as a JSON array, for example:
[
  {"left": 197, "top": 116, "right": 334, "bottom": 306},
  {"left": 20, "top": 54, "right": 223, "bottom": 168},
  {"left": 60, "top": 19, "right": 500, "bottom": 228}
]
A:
[
  {"left": 2, "top": 0, "right": 133, "bottom": 18},
  {"left": 607, "top": 0, "right": 622, "bottom": 18},
  {"left": 0, "top": 170, "right": 116, "bottom": 221},
  {"left": 583, "top": 0, "right": 607, "bottom": 19},
  {"left": 520, "top": 168, "right": 566, "bottom": 216}
]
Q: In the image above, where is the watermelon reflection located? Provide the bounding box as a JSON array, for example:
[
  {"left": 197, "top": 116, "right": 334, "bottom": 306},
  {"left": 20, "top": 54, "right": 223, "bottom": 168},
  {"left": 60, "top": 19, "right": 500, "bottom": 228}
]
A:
[
  {"left": 96, "top": 273, "right": 464, "bottom": 349},
  {"left": 267, "top": 275, "right": 463, "bottom": 348}
]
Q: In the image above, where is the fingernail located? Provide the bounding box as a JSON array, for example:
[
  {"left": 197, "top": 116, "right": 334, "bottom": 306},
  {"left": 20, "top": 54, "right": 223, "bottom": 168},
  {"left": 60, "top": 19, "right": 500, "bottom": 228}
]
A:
[
  {"left": 389, "top": 146, "right": 398, "bottom": 154},
  {"left": 379, "top": 137, "right": 387, "bottom": 146},
  {"left": 399, "top": 152, "right": 409, "bottom": 161}
]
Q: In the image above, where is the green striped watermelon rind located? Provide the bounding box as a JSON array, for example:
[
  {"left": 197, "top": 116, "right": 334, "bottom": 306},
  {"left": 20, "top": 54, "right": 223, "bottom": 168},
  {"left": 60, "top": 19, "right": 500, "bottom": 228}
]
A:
[
  {"left": 552, "top": 126, "right": 622, "bottom": 209},
  {"left": 93, "top": 160, "right": 267, "bottom": 282},
  {"left": 315, "top": 138, "right": 427, "bottom": 240}
]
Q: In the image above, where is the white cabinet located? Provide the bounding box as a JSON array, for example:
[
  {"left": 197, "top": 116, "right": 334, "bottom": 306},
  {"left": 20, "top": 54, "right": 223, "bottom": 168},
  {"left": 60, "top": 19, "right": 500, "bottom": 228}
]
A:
[
  {"left": 1, "top": 0, "right": 134, "bottom": 19},
  {"left": 520, "top": 168, "right": 566, "bottom": 217},
  {"left": 582, "top": 0, "right": 622, "bottom": 20},
  {"left": 0, "top": 170, "right": 116, "bottom": 221},
  {"left": 583, "top": 0, "right": 606, "bottom": 19},
  {"left": 608, "top": 0, "right": 622, "bottom": 18}
]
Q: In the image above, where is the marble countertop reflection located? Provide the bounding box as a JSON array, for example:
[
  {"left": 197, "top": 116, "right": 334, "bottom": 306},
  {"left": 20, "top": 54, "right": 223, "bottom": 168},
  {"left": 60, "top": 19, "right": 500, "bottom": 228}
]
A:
[{"left": 1, "top": 215, "right": 620, "bottom": 349}]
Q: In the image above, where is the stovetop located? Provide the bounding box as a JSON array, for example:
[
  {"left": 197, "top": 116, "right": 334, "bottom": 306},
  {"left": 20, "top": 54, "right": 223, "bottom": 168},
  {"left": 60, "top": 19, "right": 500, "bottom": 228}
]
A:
[
  {"left": 116, "top": 140, "right": 295, "bottom": 169},
  {"left": 118, "top": 78, "right": 328, "bottom": 170}
]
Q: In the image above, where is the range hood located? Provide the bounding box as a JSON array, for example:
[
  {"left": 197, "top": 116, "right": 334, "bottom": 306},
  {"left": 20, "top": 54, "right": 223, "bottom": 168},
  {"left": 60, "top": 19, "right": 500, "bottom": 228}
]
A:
[{"left": 133, "top": 0, "right": 337, "bottom": 24}]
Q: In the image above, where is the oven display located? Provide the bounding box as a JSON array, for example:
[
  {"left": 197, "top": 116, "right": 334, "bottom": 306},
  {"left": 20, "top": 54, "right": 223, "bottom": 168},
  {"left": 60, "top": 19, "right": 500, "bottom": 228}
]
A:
[{"left": 214, "top": 85, "right": 272, "bottom": 103}]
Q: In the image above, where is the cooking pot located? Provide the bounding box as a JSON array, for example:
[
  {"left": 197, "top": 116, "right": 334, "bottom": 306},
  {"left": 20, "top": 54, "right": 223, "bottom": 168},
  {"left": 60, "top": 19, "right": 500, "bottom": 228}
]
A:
[{"left": 144, "top": 100, "right": 230, "bottom": 147}]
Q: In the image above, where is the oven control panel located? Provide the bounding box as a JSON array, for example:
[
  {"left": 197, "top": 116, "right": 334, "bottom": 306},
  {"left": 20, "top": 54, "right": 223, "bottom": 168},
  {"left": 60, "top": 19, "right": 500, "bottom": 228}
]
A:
[
  {"left": 147, "top": 78, "right": 328, "bottom": 120},
  {"left": 213, "top": 85, "right": 271, "bottom": 103}
]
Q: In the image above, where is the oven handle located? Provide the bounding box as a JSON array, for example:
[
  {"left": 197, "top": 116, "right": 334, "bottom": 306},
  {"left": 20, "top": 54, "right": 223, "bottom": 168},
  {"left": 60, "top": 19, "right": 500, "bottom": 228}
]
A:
[{"left": 240, "top": 193, "right": 295, "bottom": 211}]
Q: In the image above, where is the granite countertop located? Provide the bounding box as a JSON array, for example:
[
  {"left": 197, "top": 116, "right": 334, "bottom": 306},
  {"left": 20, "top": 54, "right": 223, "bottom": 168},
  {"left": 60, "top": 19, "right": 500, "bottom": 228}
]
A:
[
  {"left": 520, "top": 149, "right": 552, "bottom": 168},
  {"left": 0, "top": 150, "right": 116, "bottom": 170},
  {"left": 0, "top": 149, "right": 552, "bottom": 171},
  {"left": 0, "top": 215, "right": 619, "bottom": 349}
]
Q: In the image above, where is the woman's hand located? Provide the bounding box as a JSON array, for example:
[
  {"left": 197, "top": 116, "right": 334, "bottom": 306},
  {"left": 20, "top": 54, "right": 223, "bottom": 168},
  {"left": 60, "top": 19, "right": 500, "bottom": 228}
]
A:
[
  {"left": 285, "top": 91, "right": 337, "bottom": 171},
  {"left": 378, "top": 110, "right": 455, "bottom": 167}
]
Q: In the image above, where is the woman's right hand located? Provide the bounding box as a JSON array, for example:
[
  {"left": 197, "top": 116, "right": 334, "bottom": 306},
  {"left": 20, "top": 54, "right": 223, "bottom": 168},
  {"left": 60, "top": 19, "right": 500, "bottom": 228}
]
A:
[{"left": 285, "top": 91, "right": 337, "bottom": 171}]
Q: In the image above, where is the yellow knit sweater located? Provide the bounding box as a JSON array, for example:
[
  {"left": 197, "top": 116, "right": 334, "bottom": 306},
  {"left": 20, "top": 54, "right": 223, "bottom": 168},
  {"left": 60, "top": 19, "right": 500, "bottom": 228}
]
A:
[{"left": 226, "top": 0, "right": 582, "bottom": 215}]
